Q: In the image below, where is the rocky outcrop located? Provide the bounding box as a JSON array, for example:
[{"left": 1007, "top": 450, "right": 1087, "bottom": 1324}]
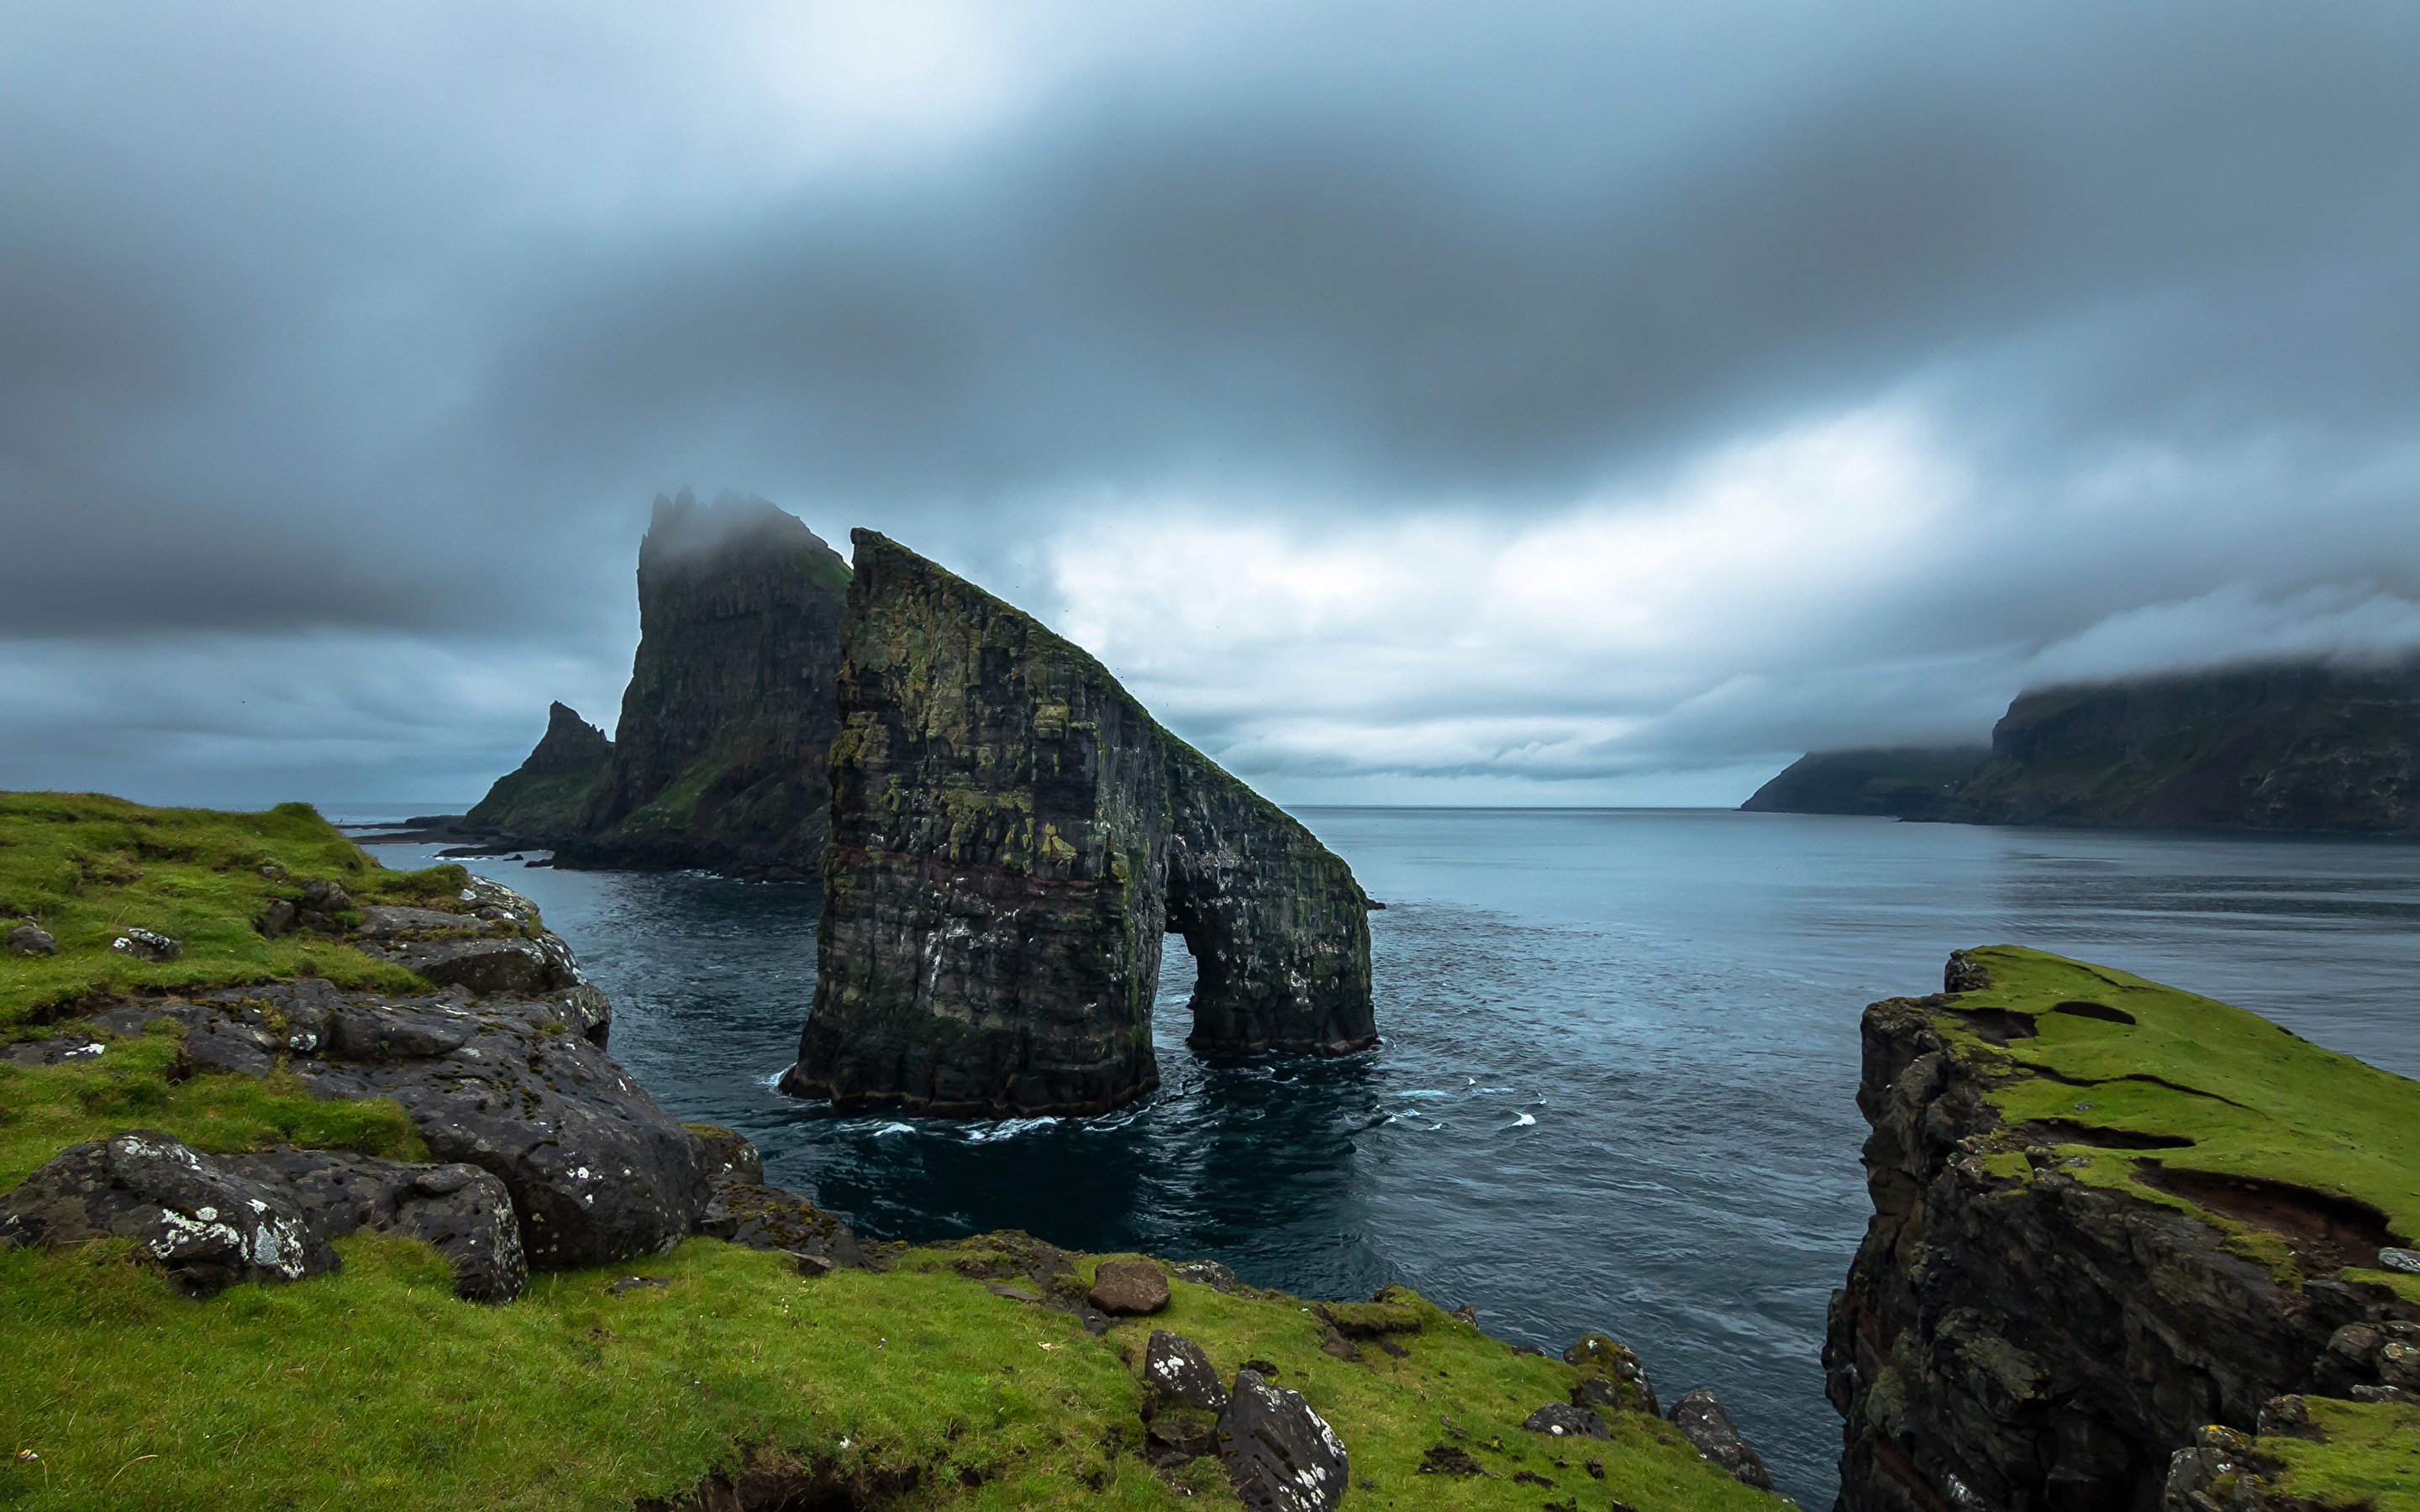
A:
[
  {"left": 1744, "top": 658, "right": 2420, "bottom": 834},
  {"left": 462, "top": 701, "right": 613, "bottom": 847},
  {"left": 466, "top": 491, "right": 851, "bottom": 881},
  {"left": 783, "top": 530, "right": 1375, "bottom": 1119},
  {"left": 1827, "top": 948, "right": 2420, "bottom": 1512},
  {"left": 0, "top": 1131, "right": 526, "bottom": 1301},
  {"left": 1215, "top": 1368, "right": 1349, "bottom": 1512}
]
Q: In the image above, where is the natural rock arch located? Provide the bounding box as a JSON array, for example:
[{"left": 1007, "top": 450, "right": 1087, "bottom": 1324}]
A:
[{"left": 782, "top": 531, "right": 1376, "bottom": 1118}]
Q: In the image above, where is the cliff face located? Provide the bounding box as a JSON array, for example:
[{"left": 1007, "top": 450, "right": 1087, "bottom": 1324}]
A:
[
  {"left": 1828, "top": 947, "right": 2420, "bottom": 1512},
  {"left": 1741, "top": 659, "right": 2420, "bottom": 835},
  {"left": 1949, "top": 663, "right": 2420, "bottom": 833},
  {"left": 783, "top": 530, "right": 1374, "bottom": 1119},
  {"left": 463, "top": 701, "right": 612, "bottom": 844},
  {"left": 471, "top": 491, "right": 850, "bottom": 881},
  {"left": 1739, "top": 748, "right": 1987, "bottom": 819}
]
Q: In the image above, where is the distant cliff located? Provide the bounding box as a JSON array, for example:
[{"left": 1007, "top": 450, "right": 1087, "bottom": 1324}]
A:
[
  {"left": 467, "top": 491, "right": 850, "bottom": 880},
  {"left": 1739, "top": 748, "right": 1986, "bottom": 820},
  {"left": 1741, "top": 659, "right": 2420, "bottom": 836}
]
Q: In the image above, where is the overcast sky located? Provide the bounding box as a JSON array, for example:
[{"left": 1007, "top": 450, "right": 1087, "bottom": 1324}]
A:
[{"left": 4, "top": 1, "right": 2417, "bottom": 810}]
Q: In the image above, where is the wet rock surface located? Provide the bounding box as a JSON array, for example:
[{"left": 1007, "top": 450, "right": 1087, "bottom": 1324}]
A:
[
  {"left": 1826, "top": 956, "right": 2417, "bottom": 1512},
  {"left": 1214, "top": 1368, "right": 1349, "bottom": 1512},
  {"left": 1667, "top": 1389, "right": 1774, "bottom": 1490},
  {"left": 788, "top": 530, "right": 1376, "bottom": 1119}
]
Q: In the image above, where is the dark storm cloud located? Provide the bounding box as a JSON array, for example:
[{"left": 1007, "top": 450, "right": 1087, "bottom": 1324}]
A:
[{"left": 1, "top": 0, "right": 2417, "bottom": 801}]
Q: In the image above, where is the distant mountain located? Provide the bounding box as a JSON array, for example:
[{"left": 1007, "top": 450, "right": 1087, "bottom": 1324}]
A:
[
  {"left": 1742, "top": 659, "right": 2420, "bottom": 835},
  {"left": 1737, "top": 747, "right": 1986, "bottom": 819},
  {"left": 466, "top": 491, "right": 850, "bottom": 881}
]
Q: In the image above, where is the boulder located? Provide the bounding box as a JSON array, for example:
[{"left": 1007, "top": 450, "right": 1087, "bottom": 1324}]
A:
[
  {"left": 1214, "top": 1368, "right": 1348, "bottom": 1512},
  {"left": 1565, "top": 1331, "right": 1659, "bottom": 1415},
  {"left": 235, "top": 1148, "right": 527, "bottom": 1301},
  {"left": 0, "top": 1131, "right": 332, "bottom": 1296},
  {"left": 130, "top": 979, "right": 707, "bottom": 1270},
  {"left": 1523, "top": 1401, "right": 1612, "bottom": 1441},
  {"left": 1089, "top": 1258, "right": 1171, "bottom": 1315},
  {"left": 1146, "top": 1331, "right": 1228, "bottom": 1412},
  {"left": 256, "top": 898, "right": 298, "bottom": 938},
  {"left": 8, "top": 921, "right": 55, "bottom": 956},
  {"left": 110, "top": 927, "right": 181, "bottom": 962},
  {"left": 1141, "top": 1331, "right": 1228, "bottom": 1465},
  {"left": 687, "top": 1126, "right": 860, "bottom": 1268},
  {"left": 1666, "top": 1388, "right": 1773, "bottom": 1490}
]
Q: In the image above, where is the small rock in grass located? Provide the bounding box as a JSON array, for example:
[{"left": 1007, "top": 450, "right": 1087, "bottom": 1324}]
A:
[
  {"left": 1418, "top": 1444, "right": 1481, "bottom": 1476},
  {"left": 7, "top": 921, "right": 55, "bottom": 956},
  {"left": 110, "top": 927, "right": 181, "bottom": 962},
  {"left": 1565, "top": 1331, "right": 1659, "bottom": 1415},
  {"left": 1586, "top": 1457, "right": 1605, "bottom": 1479},
  {"left": 608, "top": 1275, "right": 669, "bottom": 1294},
  {"left": 2377, "top": 1247, "right": 2420, "bottom": 1274},
  {"left": 256, "top": 898, "right": 298, "bottom": 938},
  {"left": 1172, "top": 1257, "right": 1239, "bottom": 1292},
  {"left": 1511, "top": 1468, "right": 1554, "bottom": 1487},
  {"left": 1088, "top": 1258, "right": 1171, "bottom": 1315},
  {"left": 1145, "top": 1331, "right": 1228, "bottom": 1413},
  {"left": 1523, "top": 1402, "right": 1611, "bottom": 1441},
  {"left": 1667, "top": 1388, "right": 1775, "bottom": 1491},
  {"left": 1216, "top": 1369, "right": 1348, "bottom": 1512}
]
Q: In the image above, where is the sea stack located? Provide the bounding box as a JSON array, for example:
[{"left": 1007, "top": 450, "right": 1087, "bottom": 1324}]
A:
[
  {"left": 782, "top": 530, "right": 1376, "bottom": 1118},
  {"left": 469, "top": 491, "right": 852, "bottom": 880}
]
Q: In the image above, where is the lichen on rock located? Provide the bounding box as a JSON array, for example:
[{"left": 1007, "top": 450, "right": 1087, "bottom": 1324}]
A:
[{"left": 783, "top": 530, "right": 1375, "bottom": 1119}]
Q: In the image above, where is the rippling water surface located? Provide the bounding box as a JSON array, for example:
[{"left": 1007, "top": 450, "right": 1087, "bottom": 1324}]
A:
[{"left": 360, "top": 809, "right": 2420, "bottom": 1507}]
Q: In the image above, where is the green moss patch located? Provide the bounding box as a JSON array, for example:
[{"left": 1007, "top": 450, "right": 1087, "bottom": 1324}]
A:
[
  {"left": 1928, "top": 947, "right": 2420, "bottom": 1292},
  {"left": 0, "top": 792, "right": 464, "bottom": 1030}
]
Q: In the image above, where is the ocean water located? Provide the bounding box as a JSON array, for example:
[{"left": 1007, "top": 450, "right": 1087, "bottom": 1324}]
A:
[{"left": 357, "top": 809, "right": 2420, "bottom": 1507}]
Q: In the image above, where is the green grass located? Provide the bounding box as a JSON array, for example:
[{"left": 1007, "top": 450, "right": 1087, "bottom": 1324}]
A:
[
  {"left": 2257, "top": 1396, "right": 2420, "bottom": 1512},
  {"left": 0, "top": 793, "right": 463, "bottom": 1031},
  {"left": 1930, "top": 945, "right": 2420, "bottom": 1304},
  {"left": 0, "top": 792, "right": 1772, "bottom": 1510},
  {"left": 0, "top": 1229, "right": 1775, "bottom": 1511}
]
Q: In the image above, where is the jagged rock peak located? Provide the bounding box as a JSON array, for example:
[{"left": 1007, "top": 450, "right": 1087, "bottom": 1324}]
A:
[
  {"left": 640, "top": 489, "right": 839, "bottom": 575},
  {"left": 524, "top": 702, "right": 610, "bottom": 776},
  {"left": 784, "top": 529, "right": 1376, "bottom": 1120}
]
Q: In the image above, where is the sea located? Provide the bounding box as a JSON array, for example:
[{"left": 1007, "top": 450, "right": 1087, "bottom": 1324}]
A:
[{"left": 350, "top": 807, "right": 2420, "bottom": 1508}]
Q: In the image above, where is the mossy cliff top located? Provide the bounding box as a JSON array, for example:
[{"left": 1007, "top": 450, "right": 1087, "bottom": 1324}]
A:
[
  {"left": 1918, "top": 944, "right": 2418, "bottom": 1299},
  {"left": 2, "top": 795, "right": 1749, "bottom": 1510}
]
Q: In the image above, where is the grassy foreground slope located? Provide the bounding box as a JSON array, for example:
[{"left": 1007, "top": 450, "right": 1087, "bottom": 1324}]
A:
[{"left": 0, "top": 795, "right": 1767, "bottom": 1511}]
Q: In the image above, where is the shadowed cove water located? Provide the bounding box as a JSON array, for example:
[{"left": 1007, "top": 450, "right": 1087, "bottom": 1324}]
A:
[{"left": 358, "top": 809, "right": 2420, "bottom": 1508}]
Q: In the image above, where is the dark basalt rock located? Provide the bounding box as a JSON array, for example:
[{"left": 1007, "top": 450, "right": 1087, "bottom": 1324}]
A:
[
  {"left": 121, "top": 974, "right": 705, "bottom": 1271},
  {"left": 1523, "top": 1401, "right": 1612, "bottom": 1441},
  {"left": 0, "top": 1131, "right": 334, "bottom": 1296},
  {"left": 1215, "top": 1368, "right": 1349, "bottom": 1512},
  {"left": 1824, "top": 964, "right": 2413, "bottom": 1512},
  {"left": 234, "top": 1148, "right": 527, "bottom": 1302},
  {"left": 686, "top": 1125, "right": 862, "bottom": 1268},
  {"left": 111, "top": 927, "right": 180, "bottom": 962},
  {"left": 785, "top": 531, "right": 1376, "bottom": 1119},
  {"left": 1141, "top": 1331, "right": 1228, "bottom": 1466},
  {"left": 1665, "top": 1389, "right": 1773, "bottom": 1490},
  {"left": 8, "top": 920, "right": 55, "bottom": 955}
]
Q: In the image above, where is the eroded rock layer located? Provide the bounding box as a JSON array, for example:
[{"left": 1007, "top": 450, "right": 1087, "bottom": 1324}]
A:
[
  {"left": 1827, "top": 948, "right": 2420, "bottom": 1512},
  {"left": 783, "top": 530, "right": 1374, "bottom": 1118}
]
